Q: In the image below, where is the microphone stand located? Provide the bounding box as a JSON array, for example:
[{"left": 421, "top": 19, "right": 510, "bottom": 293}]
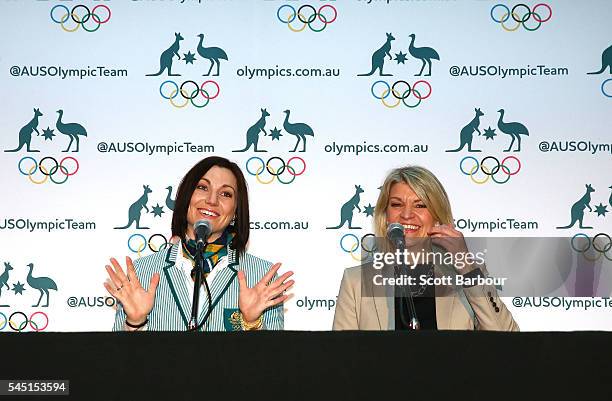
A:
[
  {"left": 395, "top": 240, "right": 420, "bottom": 330},
  {"left": 399, "top": 270, "right": 420, "bottom": 330},
  {"left": 188, "top": 241, "right": 205, "bottom": 330},
  {"left": 188, "top": 241, "right": 212, "bottom": 331}
]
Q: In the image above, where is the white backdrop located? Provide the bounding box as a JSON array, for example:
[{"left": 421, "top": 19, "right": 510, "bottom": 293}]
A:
[{"left": 0, "top": 0, "right": 611, "bottom": 331}]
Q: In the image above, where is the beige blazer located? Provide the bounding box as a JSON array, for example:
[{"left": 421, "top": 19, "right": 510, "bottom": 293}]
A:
[{"left": 333, "top": 264, "right": 519, "bottom": 331}]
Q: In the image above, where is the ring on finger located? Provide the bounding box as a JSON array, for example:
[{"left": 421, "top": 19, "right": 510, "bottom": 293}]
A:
[{"left": 117, "top": 282, "right": 124, "bottom": 291}]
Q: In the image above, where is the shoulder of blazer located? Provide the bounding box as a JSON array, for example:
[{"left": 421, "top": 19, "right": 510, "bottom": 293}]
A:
[
  {"left": 132, "top": 244, "right": 177, "bottom": 272},
  {"left": 341, "top": 263, "right": 372, "bottom": 290},
  {"left": 237, "top": 251, "right": 272, "bottom": 273}
]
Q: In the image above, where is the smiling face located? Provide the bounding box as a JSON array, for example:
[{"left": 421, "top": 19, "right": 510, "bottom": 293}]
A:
[
  {"left": 385, "top": 182, "right": 436, "bottom": 240},
  {"left": 185, "top": 165, "right": 237, "bottom": 242}
]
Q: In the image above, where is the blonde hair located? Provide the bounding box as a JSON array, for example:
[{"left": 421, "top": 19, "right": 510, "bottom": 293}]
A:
[{"left": 373, "top": 166, "right": 453, "bottom": 238}]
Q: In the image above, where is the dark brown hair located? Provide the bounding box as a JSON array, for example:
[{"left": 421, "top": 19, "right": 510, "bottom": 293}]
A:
[{"left": 171, "top": 156, "right": 249, "bottom": 254}]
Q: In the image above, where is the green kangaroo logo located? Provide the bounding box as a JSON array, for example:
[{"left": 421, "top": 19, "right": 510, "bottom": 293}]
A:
[
  {"left": 27, "top": 263, "right": 58, "bottom": 307},
  {"left": 358, "top": 33, "right": 395, "bottom": 77},
  {"left": 408, "top": 34, "right": 440, "bottom": 76},
  {"left": 327, "top": 185, "right": 364, "bottom": 229},
  {"left": 114, "top": 185, "right": 153, "bottom": 229},
  {"left": 446, "top": 108, "right": 484, "bottom": 152},
  {"left": 233, "top": 109, "right": 269, "bottom": 152},
  {"left": 0, "top": 262, "right": 13, "bottom": 306},
  {"left": 497, "top": 109, "right": 529, "bottom": 152},
  {"left": 56, "top": 109, "right": 87, "bottom": 152},
  {"left": 587, "top": 44, "right": 612, "bottom": 75},
  {"left": 146, "top": 32, "right": 184, "bottom": 76},
  {"left": 283, "top": 110, "right": 314, "bottom": 152},
  {"left": 196, "top": 34, "right": 228, "bottom": 76},
  {"left": 557, "top": 184, "right": 595, "bottom": 229},
  {"left": 4, "top": 108, "right": 43, "bottom": 153}
]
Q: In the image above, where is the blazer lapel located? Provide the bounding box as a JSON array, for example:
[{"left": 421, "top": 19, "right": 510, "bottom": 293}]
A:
[
  {"left": 435, "top": 293, "right": 456, "bottom": 329},
  {"left": 371, "top": 264, "right": 393, "bottom": 330},
  {"left": 373, "top": 291, "right": 392, "bottom": 330},
  {"left": 162, "top": 244, "right": 191, "bottom": 328},
  {"left": 434, "top": 264, "right": 456, "bottom": 329}
]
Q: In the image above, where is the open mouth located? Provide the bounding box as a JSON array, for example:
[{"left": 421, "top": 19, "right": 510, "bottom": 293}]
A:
[
  {"left": 198, "top": 208, "right": 220, "bottom": 219},
  {"left": 402, "top": 224, "right": 421, "bottom": 233}
]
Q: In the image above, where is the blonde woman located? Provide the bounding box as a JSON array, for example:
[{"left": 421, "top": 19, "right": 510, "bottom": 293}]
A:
[{"left": 333, "top": 166, "right": 519, "bottom": 331}]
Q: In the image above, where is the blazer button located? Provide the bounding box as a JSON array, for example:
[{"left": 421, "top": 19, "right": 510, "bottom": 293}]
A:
[
  {"left": 487, "top": 292, "right": 492, "bottom": 297},
  {"left": 495, "top": 307, "right": 500, "bottom": 313},
  {"left": 492, "top": 302, "right": 497, "bottom": 307},
  {"left": 489, "top": 297, "right": 494, "bottom": 302}
]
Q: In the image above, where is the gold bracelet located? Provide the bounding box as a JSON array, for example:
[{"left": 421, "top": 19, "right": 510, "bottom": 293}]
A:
[{"left": 240, "top": 313, "right": 263, "bottom": 331}]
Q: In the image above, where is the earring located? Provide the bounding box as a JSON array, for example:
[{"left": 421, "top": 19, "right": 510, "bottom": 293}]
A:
[{"left": 231, "top": 216, "right": 236, "bottom": 225}]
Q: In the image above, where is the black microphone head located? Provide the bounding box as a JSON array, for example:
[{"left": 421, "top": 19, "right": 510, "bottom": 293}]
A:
[
  {"left": 386, "top": 223, "right": 405, "bottom": 249},
  {"left": 194, "top": 220, "right": 212, "bottom": 241}
]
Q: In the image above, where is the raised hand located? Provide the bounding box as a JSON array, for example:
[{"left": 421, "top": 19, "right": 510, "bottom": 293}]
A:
[
  {"left": 103, "top": 257, "right": 160, "bottom": 325},
  {"left": 238, "top": 263, "right": 294, "bottom": 324},
  {"left": 427, "top": 224, "right": 472, "bottom": 272}
]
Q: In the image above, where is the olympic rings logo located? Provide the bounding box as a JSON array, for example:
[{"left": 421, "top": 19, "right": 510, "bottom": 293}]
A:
[
  {"left": 571, "top": 233, "right": 612, "bottom": 262},
  {"left": 601, "top": 79, "right": 612, "bottom": 98},
  {"left": 245, "top": 157, "right": 307, "bottom": 185},
  {"left": 0, "top": 311, "right": 49, "bottom": 332},
  {"left": 159, "top": 80, "right": 220, "bottom": 108},
  {"left": 276, "top": 4, "right": 338, "bottom": 32},
  {"left": 50, "top": 4, "right": 111, "bottom": 33},
  {"left": 128, "top": 233, "right": 170, "bottom": 258},
  {"left": 371, "top": 80, "right": 432, "bottom": 109},
  {"left": 340, "top": 233, "right": 376, "bottom": 262},
  {"left": 459, "top": 156, "right": 521, "bottom": 185},
  {"left": 18, "top": 156, "right": 80, "bottom": 185},
  {"left": 490, "top": 3, "right": 552, "bottom": 32}
]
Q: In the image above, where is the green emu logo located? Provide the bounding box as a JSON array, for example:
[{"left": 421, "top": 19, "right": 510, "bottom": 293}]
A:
[
  {"left": 146, "top": 32, "right": 229, "bottom": 77},
  {"left": 4, "top": 108, "right": 88, "bottom": 153},
  {"left": 0, "top": 262, "right": 58, "bottom": 308},
  {"left": 357, "top": 32, "right": 440, "bottom": 77},
  {"left": 233, "top": 109, "right": 314, "bottom": 153},
  {"left": 447, "top": 108, "right": 529, "bottom": 152}
]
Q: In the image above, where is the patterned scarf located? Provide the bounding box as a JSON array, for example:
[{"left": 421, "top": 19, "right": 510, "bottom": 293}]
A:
[{"left": 182, "top": 227, "right": 235, "bottom": 283}]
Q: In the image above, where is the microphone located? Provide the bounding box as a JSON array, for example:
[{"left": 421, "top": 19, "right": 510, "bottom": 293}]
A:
[
  {"left": 387, "top": 222, "right": 420, "bottom": 330},
  {"left": 194, "top": 220, "right": 212, "bottom": 248},
  {"left": 386, "top": 223, "right": 405, "bottom": 250},
  {"left": 189, "top": 220, "right": 213, "bottom": 331}
]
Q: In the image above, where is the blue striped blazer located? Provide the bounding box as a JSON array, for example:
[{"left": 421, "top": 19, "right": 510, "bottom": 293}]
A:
[{"left": 112, "top": 244, "right": 284, "bottom": 331}]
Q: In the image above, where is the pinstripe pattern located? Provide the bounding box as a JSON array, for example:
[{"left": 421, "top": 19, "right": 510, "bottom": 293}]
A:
[{"left": 112, "top": 244, "right": 284, "bottom": 331}]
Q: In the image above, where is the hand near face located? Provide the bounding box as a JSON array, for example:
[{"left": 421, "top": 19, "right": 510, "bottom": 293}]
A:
[
  {"left": 238, "top": 263, "right": 294, "bottom": 324},
  {"left": 103, "top": 257, "right": 160, "bottom": 325},
  {"left": 427, "top": 224, "right": 473, "bottom": 272}
]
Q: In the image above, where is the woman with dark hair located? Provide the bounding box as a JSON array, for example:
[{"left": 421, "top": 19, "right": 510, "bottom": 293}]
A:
[{"left": 104, "top": 156, "right": 293, "bottom": 331}]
